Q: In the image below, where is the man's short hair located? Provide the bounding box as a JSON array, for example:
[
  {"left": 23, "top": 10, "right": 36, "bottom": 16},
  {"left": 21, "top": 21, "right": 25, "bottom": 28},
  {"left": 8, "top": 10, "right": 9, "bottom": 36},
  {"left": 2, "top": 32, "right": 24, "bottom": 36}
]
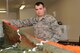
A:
[{"left": 35, "top": 2, "right": 45, "bottom": 7}]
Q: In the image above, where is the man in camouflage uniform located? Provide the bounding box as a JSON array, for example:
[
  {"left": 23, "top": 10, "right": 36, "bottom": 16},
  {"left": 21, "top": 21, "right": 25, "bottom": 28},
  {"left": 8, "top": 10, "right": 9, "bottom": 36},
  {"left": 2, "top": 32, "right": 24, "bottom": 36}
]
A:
[{"left": 11, "top": 2, "right": 67, "bottom": 42}]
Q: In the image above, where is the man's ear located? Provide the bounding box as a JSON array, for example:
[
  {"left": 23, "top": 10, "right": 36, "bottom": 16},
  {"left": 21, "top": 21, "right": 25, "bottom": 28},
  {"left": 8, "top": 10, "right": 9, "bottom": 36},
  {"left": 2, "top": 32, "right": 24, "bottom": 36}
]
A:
[
  {"left": 44, "top": 7, "right": 46, "bottom": 11},
  {"left": 44, "top": 7, "right": 47, "bottom": 13}
]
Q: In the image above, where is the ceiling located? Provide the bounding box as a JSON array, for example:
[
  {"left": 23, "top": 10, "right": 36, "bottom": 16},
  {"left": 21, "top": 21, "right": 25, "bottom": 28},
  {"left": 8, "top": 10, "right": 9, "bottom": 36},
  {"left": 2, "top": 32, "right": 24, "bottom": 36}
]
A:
[{"left": 0, "top": 0, "right": 56, "bottom": 12}]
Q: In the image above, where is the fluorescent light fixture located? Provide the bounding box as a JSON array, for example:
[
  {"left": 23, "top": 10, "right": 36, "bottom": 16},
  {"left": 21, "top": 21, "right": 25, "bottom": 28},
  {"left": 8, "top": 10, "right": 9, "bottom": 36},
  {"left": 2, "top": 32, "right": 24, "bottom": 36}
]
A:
[
  {"left": 0, "top": 10, "right": 7, "bottom": 13},
  {"left": 20, "top": 5, "right": 25, "bottom": 10}
]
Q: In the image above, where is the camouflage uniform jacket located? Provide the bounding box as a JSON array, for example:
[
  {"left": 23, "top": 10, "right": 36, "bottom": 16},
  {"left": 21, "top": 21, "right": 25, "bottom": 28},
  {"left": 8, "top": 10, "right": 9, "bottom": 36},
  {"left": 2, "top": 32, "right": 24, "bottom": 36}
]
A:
[{"left": 11, "top": 14, "right": 62, "bottom": 42}]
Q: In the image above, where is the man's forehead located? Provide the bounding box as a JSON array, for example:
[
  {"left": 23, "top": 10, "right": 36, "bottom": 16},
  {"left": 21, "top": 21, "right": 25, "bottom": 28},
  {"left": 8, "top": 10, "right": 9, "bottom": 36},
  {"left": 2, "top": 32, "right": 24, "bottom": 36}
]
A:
[{"left": 35, "top": 4, "right": 44, "bottom": 8}]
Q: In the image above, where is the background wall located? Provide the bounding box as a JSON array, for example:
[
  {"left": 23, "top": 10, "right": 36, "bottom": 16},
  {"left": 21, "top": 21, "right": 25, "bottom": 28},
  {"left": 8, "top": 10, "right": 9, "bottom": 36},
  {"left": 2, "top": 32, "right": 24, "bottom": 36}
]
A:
[
  {"left": 47, "top": 0, "right": 80, "bottom": 42},
  {"left": 19, "top": 8, "right": 35, "bottom": 20},
  {"left": 0, "top": 12, "right": 18, "bottom": 20}
]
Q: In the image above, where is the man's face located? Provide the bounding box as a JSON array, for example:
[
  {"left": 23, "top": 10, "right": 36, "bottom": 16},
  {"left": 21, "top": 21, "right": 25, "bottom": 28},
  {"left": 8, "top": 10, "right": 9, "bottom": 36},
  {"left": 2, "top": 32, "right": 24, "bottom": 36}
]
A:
[{"left": 35, "top": 4, "right": 46, "bottom": 17}]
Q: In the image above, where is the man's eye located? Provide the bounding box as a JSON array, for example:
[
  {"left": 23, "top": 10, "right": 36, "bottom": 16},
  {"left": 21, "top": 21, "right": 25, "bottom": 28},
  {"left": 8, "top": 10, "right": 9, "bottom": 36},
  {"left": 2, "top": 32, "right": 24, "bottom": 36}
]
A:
[
  {"left": 35, "top": 9, "right": 38, "bottom": 10},
  {"left": 40, "top": 8, "right": 42, "bottom": 10}
]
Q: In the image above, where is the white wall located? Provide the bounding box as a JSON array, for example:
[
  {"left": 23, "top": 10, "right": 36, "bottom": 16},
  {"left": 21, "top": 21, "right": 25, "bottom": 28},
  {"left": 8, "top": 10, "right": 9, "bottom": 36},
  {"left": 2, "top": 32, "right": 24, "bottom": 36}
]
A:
[
  {"left": 48, "top": 0, "right": 80, "bottom": 42},
  {"left": 0, "top": 13, "right": 7, "bottom": 19},
  {"left": 0, "top": 12, "right": 18, "bottom": 20},
  {"left": 19, "top": 8, "right": 35, "bottom": 20}
]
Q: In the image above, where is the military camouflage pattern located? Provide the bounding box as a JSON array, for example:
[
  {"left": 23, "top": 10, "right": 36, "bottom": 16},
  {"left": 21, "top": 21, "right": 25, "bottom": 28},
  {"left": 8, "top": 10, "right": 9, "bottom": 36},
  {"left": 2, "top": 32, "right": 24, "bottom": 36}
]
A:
[{"left": 10, "top": 14, "right": 62, "bottom": 42}]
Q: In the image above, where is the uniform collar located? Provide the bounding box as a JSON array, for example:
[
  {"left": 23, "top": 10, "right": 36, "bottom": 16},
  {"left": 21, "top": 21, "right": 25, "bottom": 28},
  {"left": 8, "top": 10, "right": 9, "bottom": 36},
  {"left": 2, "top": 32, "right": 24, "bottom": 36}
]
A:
[{"left": 37, "top": 14, "right": 47, "bottom": 21}]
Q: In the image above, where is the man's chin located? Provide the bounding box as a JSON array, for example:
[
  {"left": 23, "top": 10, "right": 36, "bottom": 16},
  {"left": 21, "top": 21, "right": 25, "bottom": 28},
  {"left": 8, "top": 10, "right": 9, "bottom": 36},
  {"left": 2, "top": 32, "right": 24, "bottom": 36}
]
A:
[{"left": 38, "top": 15, "right": 43, "bottom": 17}]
